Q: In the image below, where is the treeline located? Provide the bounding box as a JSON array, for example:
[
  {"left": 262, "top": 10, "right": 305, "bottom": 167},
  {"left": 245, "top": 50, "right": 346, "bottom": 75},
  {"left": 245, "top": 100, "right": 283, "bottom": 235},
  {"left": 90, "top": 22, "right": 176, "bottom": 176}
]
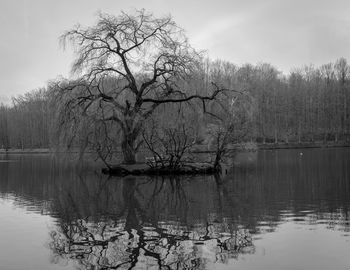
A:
[
  {"left": 202, "top": 57, "right": 350, "bottom": 143},
  {"left": 1, "top": 58, "right": 350, "bottom": 149},
  {"left": 0, "top": 89, "right": 51, "bottom": 149}
]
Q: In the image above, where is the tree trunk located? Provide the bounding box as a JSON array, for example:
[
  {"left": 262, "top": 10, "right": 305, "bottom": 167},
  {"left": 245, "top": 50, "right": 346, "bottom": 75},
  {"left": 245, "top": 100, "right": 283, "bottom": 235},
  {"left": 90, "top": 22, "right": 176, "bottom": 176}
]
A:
[
  {"left": 120, "top": 113, "right": 140, "bottom": 164},
  {"left": 213, "top": 152, "right": 222, "bottom": 172},
  {"left": 121, "top": 136, "right": 137, "bottom": 164}
]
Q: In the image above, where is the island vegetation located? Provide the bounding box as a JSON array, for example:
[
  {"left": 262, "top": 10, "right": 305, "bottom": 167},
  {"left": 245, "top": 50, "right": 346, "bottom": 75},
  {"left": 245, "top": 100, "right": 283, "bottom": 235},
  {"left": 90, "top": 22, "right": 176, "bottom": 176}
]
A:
[{"left": 1, "top": 10, "right": 350, "bottom": 175}]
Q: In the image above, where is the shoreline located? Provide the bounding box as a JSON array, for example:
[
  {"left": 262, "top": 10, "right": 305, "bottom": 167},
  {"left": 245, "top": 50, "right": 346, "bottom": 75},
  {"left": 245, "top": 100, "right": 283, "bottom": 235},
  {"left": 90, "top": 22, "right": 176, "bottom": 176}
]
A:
[
  {"left": 0, "top": 148, "right": 52, "bottom": 154},
  {"left": 257, "top": 142, "right": 350, "bottom": 150},
  {"left": 1, "top": 141, "right": 350, "bottom": 154},
  {"left": 0, "top": 149, "right": 82, "bottom": 154}
]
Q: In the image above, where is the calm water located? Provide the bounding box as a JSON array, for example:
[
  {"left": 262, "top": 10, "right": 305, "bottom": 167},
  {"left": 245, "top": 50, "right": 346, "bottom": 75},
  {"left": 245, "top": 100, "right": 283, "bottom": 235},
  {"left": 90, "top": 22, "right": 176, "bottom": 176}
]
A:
[{"left": 0, "top": 148, "right": 349, "bottom": 270}]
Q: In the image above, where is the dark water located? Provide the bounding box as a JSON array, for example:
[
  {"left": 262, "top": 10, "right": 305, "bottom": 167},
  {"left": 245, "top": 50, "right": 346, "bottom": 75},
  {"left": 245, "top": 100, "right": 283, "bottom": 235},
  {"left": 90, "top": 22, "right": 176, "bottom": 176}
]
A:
[{"left": 0, "top": 148, "right": 349, "bottom": 270}]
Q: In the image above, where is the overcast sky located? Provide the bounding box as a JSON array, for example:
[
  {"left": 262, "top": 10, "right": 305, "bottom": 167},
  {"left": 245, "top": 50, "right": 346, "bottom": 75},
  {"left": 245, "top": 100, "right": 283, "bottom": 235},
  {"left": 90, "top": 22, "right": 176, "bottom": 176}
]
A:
[{"left": 1, "top": 0, "right": 350, "bottom": 102}]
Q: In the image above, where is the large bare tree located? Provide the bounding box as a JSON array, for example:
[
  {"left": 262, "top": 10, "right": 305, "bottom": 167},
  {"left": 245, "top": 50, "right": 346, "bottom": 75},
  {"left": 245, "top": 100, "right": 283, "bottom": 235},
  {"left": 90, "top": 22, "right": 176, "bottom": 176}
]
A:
[{"left": 56, "top": 9, "right": 227, "bottom": 164}]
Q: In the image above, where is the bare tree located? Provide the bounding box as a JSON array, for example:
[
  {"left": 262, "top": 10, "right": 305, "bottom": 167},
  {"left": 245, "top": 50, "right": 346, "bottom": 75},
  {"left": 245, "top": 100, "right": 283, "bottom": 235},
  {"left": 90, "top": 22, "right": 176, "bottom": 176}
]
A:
[
  {"left": 56, "top": 9, "right": 227, "bottom": 164},
  {"left": 142, "top": 120, "right": 196, "bottom": 169},
  {"left": 0, "top": 104, "right": 9, "bottom": 150},
  {"left": 335, "top": 58, "right": 349, "bottom": 137},
  {"left": 206, "top": 93, "right": 252, "bottom": 171}
]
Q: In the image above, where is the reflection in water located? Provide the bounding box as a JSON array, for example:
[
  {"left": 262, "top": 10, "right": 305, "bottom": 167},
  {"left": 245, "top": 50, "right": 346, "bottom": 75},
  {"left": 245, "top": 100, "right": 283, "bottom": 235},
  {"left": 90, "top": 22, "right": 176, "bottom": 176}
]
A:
[
  {"left": 49, "top": 176, "right": 253, "bottom": 269},
  {"left": 0, "top": 148, "right": 349, "bottom": 269}
]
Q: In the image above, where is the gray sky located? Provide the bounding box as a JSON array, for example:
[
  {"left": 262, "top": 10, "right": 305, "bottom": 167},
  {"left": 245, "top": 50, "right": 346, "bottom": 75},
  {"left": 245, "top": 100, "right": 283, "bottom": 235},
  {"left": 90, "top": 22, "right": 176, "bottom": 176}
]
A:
[{"left": 1, "top": 0, "right": 350, "bottom": 102}]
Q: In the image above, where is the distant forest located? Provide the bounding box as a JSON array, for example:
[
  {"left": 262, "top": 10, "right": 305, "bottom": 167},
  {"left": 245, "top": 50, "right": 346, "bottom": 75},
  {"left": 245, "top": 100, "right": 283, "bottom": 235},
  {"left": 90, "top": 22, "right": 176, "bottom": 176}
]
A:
[{"left": 1, "top": 58, "right": 350, "bottom": 149}]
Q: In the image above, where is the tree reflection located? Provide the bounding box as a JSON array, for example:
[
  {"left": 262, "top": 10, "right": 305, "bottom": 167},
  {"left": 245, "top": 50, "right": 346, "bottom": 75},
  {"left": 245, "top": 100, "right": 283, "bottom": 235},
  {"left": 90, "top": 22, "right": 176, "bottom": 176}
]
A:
[{"left": 49, "top": 175, "right": 254, "bottom": 269}]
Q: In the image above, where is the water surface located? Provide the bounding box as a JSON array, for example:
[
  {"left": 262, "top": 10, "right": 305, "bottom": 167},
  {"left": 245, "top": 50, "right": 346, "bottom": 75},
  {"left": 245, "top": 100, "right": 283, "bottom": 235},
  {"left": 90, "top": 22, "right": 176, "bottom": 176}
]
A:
[{"left": 0, "top": 148, "right": 349, "bottom": 269}]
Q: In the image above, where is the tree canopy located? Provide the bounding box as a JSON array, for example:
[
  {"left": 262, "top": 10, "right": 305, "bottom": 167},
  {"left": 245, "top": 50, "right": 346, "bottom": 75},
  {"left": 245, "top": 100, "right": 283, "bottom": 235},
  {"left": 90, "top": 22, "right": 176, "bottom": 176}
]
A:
[{"left": 54, "top": 9, "right": 230, "bottom": 164}]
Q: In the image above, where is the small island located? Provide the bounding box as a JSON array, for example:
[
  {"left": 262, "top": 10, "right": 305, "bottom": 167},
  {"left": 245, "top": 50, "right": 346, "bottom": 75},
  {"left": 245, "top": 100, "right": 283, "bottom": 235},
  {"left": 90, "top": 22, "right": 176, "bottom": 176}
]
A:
[{"left": 101, "top": 162, "right": 217, "bottom": 176}]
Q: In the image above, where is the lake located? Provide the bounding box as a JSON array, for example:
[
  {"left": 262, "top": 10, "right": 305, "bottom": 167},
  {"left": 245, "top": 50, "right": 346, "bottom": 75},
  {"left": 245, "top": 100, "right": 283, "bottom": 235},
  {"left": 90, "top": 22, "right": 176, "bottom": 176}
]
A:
[{"left": 0, "top": 148, "right": 349, "bottom": 270}]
